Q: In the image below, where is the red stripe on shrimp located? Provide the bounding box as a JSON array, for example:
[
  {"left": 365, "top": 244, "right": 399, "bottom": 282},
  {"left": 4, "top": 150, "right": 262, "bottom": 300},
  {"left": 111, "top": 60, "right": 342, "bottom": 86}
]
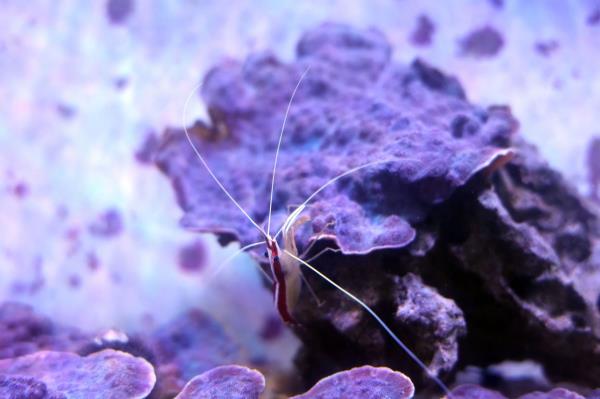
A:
[{"left": 267, "top": 239, "right": 297, "bottom": 325}]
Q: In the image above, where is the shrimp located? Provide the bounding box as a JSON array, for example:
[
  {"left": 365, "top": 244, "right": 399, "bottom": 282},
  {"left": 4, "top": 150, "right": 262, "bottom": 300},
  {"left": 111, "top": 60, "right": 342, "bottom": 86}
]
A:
[{"left": 181, "top": 69, "right": 454, "bottom": 398}]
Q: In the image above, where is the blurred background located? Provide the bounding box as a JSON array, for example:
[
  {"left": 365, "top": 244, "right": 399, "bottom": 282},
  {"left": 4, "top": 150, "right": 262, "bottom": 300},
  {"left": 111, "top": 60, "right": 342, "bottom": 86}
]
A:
[{"left": 1, "top": 0, "right": 599, "bottom": 371}]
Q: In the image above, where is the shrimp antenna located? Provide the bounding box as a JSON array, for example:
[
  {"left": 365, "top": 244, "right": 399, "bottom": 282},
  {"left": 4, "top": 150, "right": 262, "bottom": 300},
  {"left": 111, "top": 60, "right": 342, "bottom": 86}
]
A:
[
  {"left": 266, "top": 66, "right": 311, "bottom": 236},
  {"left": 283, "top": 249, "right": 453, "bottom": 398},
  {"left": 274, "top": 159, "right": 393, "bottom": 240},
  {"left": 206, "top": 241, "right": 266, "bottom": 282},
  {"left": 182, "top": 82, "right": 267, "bottom": 238}
]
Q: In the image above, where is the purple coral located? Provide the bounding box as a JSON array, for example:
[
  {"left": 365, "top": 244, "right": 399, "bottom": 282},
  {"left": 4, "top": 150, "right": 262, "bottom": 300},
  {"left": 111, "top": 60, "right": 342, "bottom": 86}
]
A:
[
  {"left": 88, "top": 208, "right": 124, "bottom": 238},
  {"left": 156, "top": 22, "right": 600, "bottom": 396},
  {"left": 0, "top": 350, "right": 155, "bottom": 398},
  {"left": 177, "top": 240, "right": 208, "bottom": 273},
  {"left": 291, "top": 365, "right": 414, "bottom": 399},
  {"left": 156, "top": 23, "right": 513, "bottom": 389},
  {"left": 410, "top": 15, "right": 436, "bottom": 47},
  {"left": 174, "top": 365, "right": 265, "bottom": 399},
  {"left": 106, "top": 0, "right": 134, "bottom": 25},
  {"left": 157, "top": 23, "right": 515, "bottom": 255}
]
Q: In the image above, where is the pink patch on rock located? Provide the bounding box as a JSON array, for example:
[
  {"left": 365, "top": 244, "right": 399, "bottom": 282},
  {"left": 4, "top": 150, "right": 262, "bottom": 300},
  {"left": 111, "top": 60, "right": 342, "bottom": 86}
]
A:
[
  {"left": 88, "top": 208, "right": 123, "bottom": 238},
  {"left": 86, "top": 252, "right": 100, "bottom": 271},
  {"left": 178, "top": 240, "right": 207, "bottom": 273},
  {"left": 291, "top": 366, "right": 414, "bottom": 399},
  {"left": 460, "top": 26, "right": 504, "bottom": 57},
  {"left": 12, "top": 182, "right": 29, "bottom": 198},
  {"left": 0, "top": 350, "right": 155, "bottom": 399},
  {"left": 175, "top": 365, "right": 265, "bottom": 399},
  {"left": 587, "top": 9, "right": 600, "bottom": 26},
  {"left": 106, "top": 0, "right": 134, "bottom": 25},
  {"left": 410, "top": 14, "right": 435, "bottom": 47},
  {"left": 66, "top": 228, "right": 80, "bottom": 240},
  {"left": 259, "top": 315, "right": 284, "bottom": 341},
  {"left": 534, "top": 40, "right": 559, "bottom": 57},
  {"left": 135, "top": 132, "right": 159, "bottom": 165}
]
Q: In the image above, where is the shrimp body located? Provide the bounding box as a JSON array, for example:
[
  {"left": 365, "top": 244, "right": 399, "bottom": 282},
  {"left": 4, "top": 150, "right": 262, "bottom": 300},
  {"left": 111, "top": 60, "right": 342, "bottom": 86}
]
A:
[
  {"left": 266, "top": 238, "right": 297, "bottom": 324},
  {"left": 265, "top": 214, "right": 310, "bottom": 324}
]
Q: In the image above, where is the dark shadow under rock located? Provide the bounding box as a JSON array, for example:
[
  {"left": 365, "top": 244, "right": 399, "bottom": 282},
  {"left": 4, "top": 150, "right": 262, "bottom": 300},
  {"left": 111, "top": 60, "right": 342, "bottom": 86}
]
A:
[
  {"left": 446, "top": 139, "right": 600, "bottom": 386},
  {"left": 148, "top": 309, "right": 243, "bottom": 398},
  {"left": 0, "top": 302, "right": 88, "bottom": 360}
]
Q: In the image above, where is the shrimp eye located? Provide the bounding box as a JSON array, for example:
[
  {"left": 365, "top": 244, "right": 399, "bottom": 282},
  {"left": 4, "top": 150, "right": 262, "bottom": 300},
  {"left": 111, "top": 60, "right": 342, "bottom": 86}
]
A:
[
  {"left": 263, "top": 251, "right": 268, "bottom": 258},
  {"left": 273, "top": 256, "right": 280, "bottom": 262}
]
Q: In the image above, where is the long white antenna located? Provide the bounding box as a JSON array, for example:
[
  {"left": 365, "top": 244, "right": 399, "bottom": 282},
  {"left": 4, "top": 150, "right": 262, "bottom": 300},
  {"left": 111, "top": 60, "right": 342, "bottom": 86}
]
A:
[
  {"left": 206, "top": 241, "right": 265, "bottom": 282},
  {"left": 274, "top": 159, "right": 392, "bottom": 240},
  {"left": 266, "top": 66, "right": 311, "bottom": 236},
  {"left": 182, "top": 82, "right": 267, "bottom": 237},
  {"left": 284, "top": 249, "right": 453, "bottom": 398}
]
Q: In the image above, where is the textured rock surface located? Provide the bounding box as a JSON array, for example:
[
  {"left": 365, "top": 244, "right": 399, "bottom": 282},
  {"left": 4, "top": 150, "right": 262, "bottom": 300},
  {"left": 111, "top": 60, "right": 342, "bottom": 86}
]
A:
[
  {"left": 291, "top": 365, "right": 414, "bottom": 399},
  {"left": 174, "top": 365, "right": 265, "bottom": 399},
  {"left": 292, "top": 244, "right": 466, "bottom": 390},
  {"left": 157, "top": 23, "right": 600, "bottom": 395},
  {"left": 0, "top": 350, "right": 155, "bottom": 399},
  {"left": 447, "top": 139, "right": 600, "bottom": 386},
  {"left": 157, "top": 22, "right": 515, "bottom": 255},
  {"left": 0, "top": 374, "right": 64, "bottom": 399},
  {"left": 393, "top": 273, "right": 466, "bottom": 377}
]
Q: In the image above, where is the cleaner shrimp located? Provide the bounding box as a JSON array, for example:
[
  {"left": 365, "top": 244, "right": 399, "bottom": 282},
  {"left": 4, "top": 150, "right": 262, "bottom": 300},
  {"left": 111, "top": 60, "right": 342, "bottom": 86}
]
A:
[{"left": 181, "top": 68, "right": 454, "bottom": 398}]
